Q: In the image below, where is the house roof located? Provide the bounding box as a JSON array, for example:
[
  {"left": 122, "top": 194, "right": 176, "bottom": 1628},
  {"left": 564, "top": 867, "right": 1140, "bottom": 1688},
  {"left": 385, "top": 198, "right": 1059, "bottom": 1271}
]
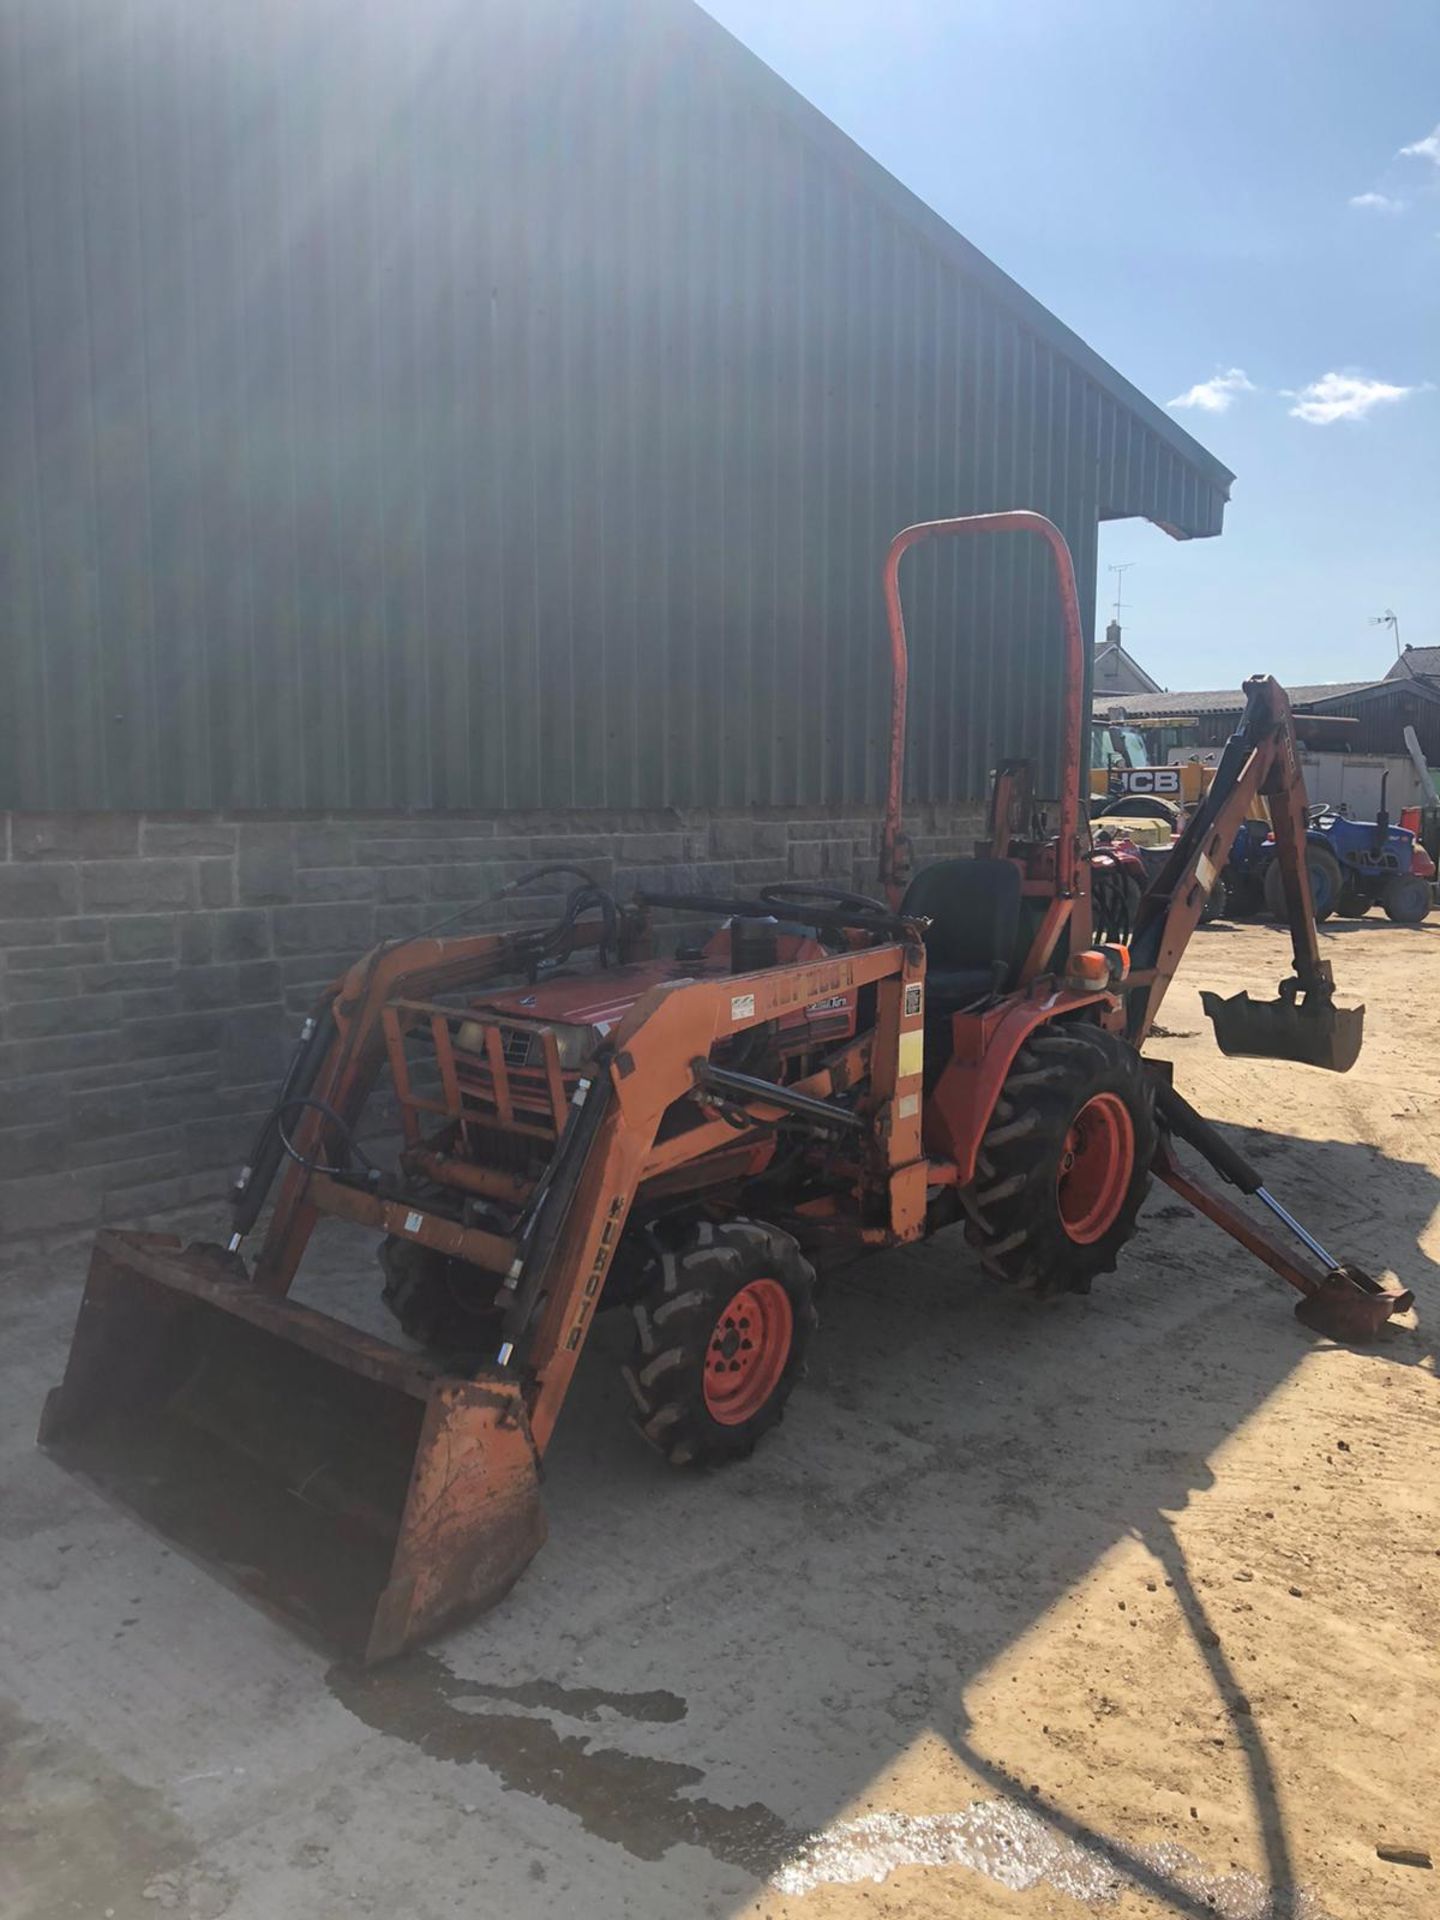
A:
[
  {"left": 1092, "top": 637, "right": 1162, "bottom": 695},
  {"left": 1386, "top": 646, "right": 1440, "bottom": 682},
  {"left": 1093, "top": 679, "right": 1440, "bottom": 721}
]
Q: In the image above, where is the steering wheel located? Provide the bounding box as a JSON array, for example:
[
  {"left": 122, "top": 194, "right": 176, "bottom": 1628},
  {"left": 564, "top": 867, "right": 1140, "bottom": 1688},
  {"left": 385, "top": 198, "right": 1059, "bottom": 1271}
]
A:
[{"left": 758, "top": 882, "right": 890, "bottom": 917}]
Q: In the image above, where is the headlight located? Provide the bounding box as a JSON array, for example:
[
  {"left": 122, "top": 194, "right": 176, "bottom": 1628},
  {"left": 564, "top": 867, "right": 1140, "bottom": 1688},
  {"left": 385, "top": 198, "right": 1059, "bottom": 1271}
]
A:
[{"left": 549, "top": 1023, "right": 599, "bottom": 1070}]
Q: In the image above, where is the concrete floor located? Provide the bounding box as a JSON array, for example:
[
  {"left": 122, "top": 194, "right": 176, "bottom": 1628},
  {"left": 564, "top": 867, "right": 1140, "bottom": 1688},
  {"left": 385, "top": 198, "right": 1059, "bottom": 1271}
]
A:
[{"left": 2, "top": 921, "right": 1437, "bottom": 1920}]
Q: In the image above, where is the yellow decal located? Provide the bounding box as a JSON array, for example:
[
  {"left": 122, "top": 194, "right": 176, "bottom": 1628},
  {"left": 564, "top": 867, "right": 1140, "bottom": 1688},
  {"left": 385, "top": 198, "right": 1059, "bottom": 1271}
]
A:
[{"left": 897, "top": 1029, "right": 925, "bottom": 1080}]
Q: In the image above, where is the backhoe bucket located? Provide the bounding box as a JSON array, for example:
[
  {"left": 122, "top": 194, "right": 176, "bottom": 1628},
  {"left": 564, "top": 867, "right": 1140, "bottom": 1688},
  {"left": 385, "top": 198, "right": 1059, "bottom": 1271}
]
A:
[
  {"left": 1200, "top": 987, "right": 1364, "bottom": 1074},
  {"left": 38, "top": 1232, "right": 546, "bottom": 1663}
]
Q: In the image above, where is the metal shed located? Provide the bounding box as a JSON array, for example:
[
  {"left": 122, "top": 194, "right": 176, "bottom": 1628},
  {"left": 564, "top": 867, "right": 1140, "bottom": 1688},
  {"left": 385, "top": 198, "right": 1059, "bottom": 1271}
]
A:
[
  {"left": 1, "top": 0, "right": 1231, "bottom": 816},
  {"left": 1094, "top": 682, "right": 1440, "bottom": 762}
]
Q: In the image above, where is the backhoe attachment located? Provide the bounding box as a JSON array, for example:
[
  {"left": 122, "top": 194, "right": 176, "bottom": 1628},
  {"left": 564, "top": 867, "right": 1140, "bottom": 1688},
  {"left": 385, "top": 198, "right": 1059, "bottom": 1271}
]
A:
[{"left": 1126, "top": 675, "right": 1364, "bottom": 1068}]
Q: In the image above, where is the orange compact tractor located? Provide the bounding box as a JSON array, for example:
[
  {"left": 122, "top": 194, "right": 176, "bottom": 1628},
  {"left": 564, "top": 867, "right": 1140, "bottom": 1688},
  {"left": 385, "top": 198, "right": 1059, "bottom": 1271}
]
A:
[{"left": 40, "top": 512, "right": 1411, "bottom": 1662}]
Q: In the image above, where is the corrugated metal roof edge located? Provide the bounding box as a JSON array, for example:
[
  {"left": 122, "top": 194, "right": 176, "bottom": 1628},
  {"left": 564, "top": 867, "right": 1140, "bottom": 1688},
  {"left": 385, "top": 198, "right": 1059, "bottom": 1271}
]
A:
[
  {"left": 1095, "top": 679, "right": 1440, "bottom": 718},
  {"left": 688, "top": 0, "right": 1235, "bottom": 512}
]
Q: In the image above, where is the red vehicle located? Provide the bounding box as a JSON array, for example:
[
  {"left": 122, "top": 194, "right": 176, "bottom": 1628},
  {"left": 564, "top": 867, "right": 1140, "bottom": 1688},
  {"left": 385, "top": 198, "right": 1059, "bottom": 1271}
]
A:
[{"left": 40, "top": 512, "right": 1406, "bottom": 1664}]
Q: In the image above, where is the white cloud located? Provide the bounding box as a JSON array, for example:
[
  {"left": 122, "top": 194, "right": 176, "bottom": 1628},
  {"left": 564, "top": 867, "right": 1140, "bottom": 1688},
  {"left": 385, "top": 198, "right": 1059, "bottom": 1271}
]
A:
[
  {"left": 1398, "top": 124, "right": 1440, "bottom": 165},
  {"left": 1166, "top": 367, "right": 1255, "bottom": 414},
  {"left": 1286, "top": 371, "right": 1422, "bottom": 425},
  {"left": 1348, "top": 191, "right": 1406, "bottom": 213}
]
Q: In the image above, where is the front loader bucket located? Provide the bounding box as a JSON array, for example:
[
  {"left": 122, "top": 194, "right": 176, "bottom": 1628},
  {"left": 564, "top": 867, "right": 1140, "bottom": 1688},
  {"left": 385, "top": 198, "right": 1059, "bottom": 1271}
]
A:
[
  {"left": 1201, "top": 987, "right": 1364, "bottom": 1074},
  {"left": 38, "top": 1232, "right": 546, "bottom": 1663}
]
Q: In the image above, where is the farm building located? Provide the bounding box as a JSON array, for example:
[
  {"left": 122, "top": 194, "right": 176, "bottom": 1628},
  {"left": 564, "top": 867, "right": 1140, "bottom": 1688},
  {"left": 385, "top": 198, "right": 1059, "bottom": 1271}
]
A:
[
  {"left": 1092, "top": 679, "right": 1440, "bottom": 763},
  {"left": 0, "top": 0, "right": 1231, "bottom": 1236}
]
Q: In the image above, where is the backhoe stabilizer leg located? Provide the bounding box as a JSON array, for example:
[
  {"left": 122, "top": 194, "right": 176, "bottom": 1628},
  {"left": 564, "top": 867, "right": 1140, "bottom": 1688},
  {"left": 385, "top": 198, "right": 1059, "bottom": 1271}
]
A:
[{"left": 1153, "top": 1135, "right": 1414, "bottom": 1341}]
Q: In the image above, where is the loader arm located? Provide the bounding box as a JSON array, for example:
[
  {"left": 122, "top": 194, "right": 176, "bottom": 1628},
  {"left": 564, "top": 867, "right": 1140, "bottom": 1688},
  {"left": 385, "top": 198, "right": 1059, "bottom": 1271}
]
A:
[
  {"left": 1123, "top": 675, "right": 1360, "bottom": 1071},
  {"left": 248, "top": 918, "right": 622, "bottom": 1295}
]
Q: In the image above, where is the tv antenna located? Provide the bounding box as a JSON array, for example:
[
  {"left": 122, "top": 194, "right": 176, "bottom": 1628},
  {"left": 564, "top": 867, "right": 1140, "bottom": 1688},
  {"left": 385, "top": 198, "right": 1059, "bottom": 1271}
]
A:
[
  {"left": 1108, "top": 563, "right": 1134, "bottom": 625},
  {"left": 1369, "top": 608, "right": 1401, "bottom": 659}
]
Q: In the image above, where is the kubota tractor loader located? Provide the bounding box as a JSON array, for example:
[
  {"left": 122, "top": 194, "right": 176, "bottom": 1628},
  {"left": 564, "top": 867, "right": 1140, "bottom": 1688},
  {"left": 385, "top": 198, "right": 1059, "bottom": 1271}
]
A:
[{"left": 39, "top": 512, "right": 1411, "bottom": 1664}]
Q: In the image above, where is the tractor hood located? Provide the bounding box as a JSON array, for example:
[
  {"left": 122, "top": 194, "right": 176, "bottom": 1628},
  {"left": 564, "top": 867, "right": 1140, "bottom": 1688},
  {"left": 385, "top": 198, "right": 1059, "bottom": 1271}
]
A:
[{"left": 470, "top": 958, "right": 717, "bottom": 1041}]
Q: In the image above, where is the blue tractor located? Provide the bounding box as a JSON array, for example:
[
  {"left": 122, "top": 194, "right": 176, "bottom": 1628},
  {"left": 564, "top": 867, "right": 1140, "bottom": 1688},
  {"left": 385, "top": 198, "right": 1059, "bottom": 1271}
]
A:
[{"left": 1229, "top": 779, "right": 1435, "bottom": 924}]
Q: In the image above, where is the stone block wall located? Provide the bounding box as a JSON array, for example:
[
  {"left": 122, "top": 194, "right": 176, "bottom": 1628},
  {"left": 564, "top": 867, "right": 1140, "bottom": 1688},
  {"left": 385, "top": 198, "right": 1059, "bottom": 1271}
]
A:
[{"left": 0, "top": 803, "right": 985, "bottom": 1245}]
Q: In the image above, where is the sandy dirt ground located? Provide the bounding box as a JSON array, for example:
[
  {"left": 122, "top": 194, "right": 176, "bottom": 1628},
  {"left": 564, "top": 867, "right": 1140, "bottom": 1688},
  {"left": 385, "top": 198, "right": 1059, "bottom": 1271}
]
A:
[{"left": 1, "top": 916, "right": 1437, "bottom": 1920}]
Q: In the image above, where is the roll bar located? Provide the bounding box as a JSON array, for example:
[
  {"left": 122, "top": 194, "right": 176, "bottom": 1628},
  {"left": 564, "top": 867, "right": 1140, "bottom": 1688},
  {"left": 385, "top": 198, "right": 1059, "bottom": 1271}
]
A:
[{"left": 878, "top": 511, "right": 1087, "bottom": 906}]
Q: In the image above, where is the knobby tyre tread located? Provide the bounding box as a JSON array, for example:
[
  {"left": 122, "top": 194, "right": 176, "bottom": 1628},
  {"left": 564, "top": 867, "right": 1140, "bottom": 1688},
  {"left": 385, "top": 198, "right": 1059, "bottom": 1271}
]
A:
[
  {"left": 963, "top": 1022, "right": 1156, "bottom": 1299},
  {"left": 624, "top": 1219, "right": 817, "bottom": 1468}
]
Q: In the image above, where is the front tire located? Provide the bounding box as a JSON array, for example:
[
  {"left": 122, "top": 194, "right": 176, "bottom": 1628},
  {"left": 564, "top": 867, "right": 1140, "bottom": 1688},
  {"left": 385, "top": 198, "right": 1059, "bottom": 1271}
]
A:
[
  {"left": 964, "top": 1024, "right": 1156, "bottom": 1298},
  {"left": 1382, "top": 873, "right": 1432, "bottom": 924},
  {"left": 625, "top": 1220, "right": 817, "bottom": 1467},
  {"left": 378, "top": 1237, "right": 501, "bottom": 1361}
]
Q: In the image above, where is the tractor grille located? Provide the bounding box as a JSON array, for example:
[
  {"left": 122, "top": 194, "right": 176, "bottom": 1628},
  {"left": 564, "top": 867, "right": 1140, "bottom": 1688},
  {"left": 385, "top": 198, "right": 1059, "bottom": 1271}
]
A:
[
  {"left": 384, "top": 1001, "right": 569, "bottom": 1150},
  {"left": 500, "top": 1027, "right": 537, "bottom": 1069}
]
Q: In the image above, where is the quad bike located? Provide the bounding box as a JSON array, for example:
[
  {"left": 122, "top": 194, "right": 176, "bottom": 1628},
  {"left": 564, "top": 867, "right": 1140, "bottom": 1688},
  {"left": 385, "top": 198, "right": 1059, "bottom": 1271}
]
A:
[{"left": 39, "top": 512, "right": 1409, "bottom": 1664}]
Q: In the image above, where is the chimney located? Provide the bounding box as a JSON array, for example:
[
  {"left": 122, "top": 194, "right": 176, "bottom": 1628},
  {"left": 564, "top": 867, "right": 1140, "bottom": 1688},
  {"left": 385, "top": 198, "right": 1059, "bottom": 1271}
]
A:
[{"left": 1098, "top": 619, "right": 1122, "bottom": 686}]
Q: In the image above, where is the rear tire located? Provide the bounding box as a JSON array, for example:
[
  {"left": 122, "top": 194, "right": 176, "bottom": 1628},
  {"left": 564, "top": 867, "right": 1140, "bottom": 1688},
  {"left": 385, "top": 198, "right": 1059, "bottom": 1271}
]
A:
[
  {"left": 1225, "top": 870, "right": 1264, "bottom": 919},
  {"left": 1381, "top": 873, "right": 1432, "bottom": 924},
  {"left": 624, "top": 1220, "right": 817, "bottom": 1468},
  {"left": 963, "top": 1024, "right": 1156, "bottom": 1298},
  {"left": 1199, "top": 874, "right": 1229, "bottom": 924},
  {"left": 1263, "top": 843, "right": 1342, "bottom": 923}
]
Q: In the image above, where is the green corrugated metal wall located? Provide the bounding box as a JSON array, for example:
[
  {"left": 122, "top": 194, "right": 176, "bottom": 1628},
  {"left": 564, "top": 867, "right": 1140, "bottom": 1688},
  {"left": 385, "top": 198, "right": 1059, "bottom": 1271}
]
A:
[{"left": 0, "top": 0, "right": 1231, "bottom": 813}]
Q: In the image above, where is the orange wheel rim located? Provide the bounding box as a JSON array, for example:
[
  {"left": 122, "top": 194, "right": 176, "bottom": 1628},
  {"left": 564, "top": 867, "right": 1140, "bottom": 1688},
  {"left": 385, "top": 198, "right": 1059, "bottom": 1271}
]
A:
[
  {"left": 702, "top": 1278, "right": 794, "bottom": 1425},
  {"left": 1057, "top": 1092, "right": 1135, "bottom": 1244}
]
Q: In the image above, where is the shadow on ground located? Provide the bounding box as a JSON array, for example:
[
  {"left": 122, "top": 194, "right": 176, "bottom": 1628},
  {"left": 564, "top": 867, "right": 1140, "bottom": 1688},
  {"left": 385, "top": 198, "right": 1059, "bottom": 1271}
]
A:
[
  {"left": 2, "top": 1119, "right": 1434, "bottom": 1918},
  {"left": 321, "top": 1121, "right": 1436, "bottom": 1914}
]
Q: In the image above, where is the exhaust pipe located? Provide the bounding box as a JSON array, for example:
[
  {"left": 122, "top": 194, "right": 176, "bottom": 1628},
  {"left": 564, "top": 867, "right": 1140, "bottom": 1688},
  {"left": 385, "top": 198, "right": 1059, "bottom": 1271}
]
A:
[{"left": 39, "top": 1233, "right": 546, "bottom": 1662}]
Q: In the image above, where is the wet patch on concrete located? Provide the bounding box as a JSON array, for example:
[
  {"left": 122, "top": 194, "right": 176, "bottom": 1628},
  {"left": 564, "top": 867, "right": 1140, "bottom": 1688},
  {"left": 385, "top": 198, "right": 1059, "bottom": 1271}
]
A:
[
  {"left": 771, "top": 1804, "right": 1335, "bottom": 1918},
  {"left": 331, "top": 1657, "right": 1336, "bottom": 1916},
  {"left": 454, "top": 1675, "right": 686, "bottom": 1724},
  {"left": 328, "top": 1651, "right": 793, "bottom": 1871}
]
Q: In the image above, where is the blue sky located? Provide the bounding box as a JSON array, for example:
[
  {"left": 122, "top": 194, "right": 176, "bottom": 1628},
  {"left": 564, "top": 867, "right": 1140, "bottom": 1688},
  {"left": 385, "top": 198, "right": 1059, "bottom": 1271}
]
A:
[{"left": 703, "top": 0, "right": 1439, "bottom": 693}]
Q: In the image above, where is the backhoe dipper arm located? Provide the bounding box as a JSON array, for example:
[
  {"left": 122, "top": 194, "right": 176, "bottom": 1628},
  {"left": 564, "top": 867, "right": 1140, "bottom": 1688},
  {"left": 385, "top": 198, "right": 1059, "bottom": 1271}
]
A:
[{"left": 1124, "top": 677, "right": 1345, "bottom": 1049}]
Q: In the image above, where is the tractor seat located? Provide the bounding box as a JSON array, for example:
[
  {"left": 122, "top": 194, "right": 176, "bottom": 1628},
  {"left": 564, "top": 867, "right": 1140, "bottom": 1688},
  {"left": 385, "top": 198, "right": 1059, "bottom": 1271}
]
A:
[{"left": 901, "top": 857, "right": 1023, "bottom": 1009}]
